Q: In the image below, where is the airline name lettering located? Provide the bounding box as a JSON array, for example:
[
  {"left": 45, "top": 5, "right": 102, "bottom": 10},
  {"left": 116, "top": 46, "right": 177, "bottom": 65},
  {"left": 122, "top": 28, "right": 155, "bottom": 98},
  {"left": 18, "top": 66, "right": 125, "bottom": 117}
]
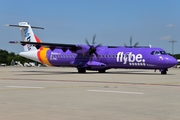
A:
[
  {"left": 116, "top": 52, "right": 145, "bottom": 64},
  {"left": 50, "top": 52, "right": 61, "bottom": 60}
]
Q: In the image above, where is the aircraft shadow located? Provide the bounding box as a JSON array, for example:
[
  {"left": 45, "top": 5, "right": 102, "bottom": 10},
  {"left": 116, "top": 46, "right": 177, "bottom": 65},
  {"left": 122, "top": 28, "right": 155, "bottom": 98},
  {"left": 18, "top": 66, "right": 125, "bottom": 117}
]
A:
[{"left": 14, "top": 70, "right": 175, "bottom": 76}]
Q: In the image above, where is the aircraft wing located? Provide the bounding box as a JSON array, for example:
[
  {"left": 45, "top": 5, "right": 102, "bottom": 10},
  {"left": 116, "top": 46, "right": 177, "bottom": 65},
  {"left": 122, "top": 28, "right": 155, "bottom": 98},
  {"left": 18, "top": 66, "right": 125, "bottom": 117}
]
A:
[{"left": 9, "top": 41, "right": 82, "bottom": 52}]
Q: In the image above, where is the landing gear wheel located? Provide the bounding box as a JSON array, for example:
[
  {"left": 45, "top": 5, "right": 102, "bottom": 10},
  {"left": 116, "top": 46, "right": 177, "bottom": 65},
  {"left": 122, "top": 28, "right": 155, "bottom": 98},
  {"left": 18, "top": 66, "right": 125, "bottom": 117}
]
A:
[
  {"left": 78, "top": 68, "right": 86, "bottom": 73},
  {"left": 161, "top": 68, "right": 168, "bottom": 75},
  {"left": 161, "top": 70, "right": 167, "bottom": 75},
  {"left": 98, "top": 70, "right": 106, "bottom": 73}
]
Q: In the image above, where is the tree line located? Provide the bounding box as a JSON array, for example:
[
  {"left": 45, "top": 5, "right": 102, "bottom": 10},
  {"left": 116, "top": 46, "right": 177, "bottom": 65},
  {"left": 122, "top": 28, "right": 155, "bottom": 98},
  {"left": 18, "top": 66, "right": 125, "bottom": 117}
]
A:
[
  {"left": 0, "top": 49, "right": 180, "bottom": 65},
  {"left": 173, "top": 54, "right": 180, "bottom": 60},
  {"left": 0, "top": 49, "right": 34, "bottom": 65}
]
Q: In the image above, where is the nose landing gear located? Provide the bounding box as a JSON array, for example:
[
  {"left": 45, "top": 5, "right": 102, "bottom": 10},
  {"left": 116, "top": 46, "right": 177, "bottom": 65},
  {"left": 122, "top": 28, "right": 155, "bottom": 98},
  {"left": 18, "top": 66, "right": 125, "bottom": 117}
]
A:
[{"left": 160, "top": 68, "right": 168, "bottom": 75}]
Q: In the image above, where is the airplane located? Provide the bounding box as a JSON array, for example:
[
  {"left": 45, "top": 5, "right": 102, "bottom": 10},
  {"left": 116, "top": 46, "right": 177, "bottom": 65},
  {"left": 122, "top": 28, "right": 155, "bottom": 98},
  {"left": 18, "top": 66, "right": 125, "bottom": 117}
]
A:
[{"left": 7, "top": 22, "right": 178, "bottom": 74}]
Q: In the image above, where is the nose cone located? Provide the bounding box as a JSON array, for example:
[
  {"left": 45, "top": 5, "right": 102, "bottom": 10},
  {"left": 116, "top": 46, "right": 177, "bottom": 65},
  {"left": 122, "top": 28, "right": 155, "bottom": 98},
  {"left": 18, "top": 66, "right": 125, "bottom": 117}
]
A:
[{"left": 167, "top": 57, "right": 178, "bottom": 67}]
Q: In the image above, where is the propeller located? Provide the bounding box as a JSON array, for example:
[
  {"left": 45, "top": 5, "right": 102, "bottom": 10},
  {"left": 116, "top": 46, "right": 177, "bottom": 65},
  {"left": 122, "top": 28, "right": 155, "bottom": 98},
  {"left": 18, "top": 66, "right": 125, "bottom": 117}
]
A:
[
  {"left": 124, "top": 36, "right": 139, "bottom": 48},
  {"left": 85, "top": 34, "right": 102, "bottom": 61},
  {"left": 130, "top": 36, "right": 132, "bottom": 47}
]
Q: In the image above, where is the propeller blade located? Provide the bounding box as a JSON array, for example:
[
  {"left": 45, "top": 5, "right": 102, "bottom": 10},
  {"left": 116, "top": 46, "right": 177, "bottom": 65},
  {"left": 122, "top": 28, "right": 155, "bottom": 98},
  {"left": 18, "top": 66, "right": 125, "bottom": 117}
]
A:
[
  {"left": 130, "top": 36, "right": 132, "bottom": 47},
  {"left": 134, "top": 42, "right": 139, "bottom": 47},
  {"left": 92, "top": 34, "right": 96, "bottom": 45},
  {"left": 85, "top": 34, "right": 101, "bottom": 61},
  {"left": 95, "top": 43, "right": 102, "bottom": 48},
  {"left": 85, "top": 38, "right": 91, "bottom": 47},
  {"left": 94, "top": 52, "right": 100, "bottom": 61},
  {"left": 124, "top": 43, "right": 127, "bottom": 47},
  {"left": 124, "top": 36, "right": 139, "bottom": 47},
  {"left": 89, "top": 55, "right": 93, "bottom": 61}
]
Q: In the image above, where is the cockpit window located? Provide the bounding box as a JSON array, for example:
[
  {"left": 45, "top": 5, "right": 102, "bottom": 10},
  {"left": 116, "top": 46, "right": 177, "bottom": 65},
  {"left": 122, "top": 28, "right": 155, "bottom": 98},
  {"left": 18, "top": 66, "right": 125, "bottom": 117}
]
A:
[
  {"left": 155, "top": 51, "right": 160, "bottom": 55},
  {"left": 160, "top": 51, "right": 167, "bottom": 55},
  {"left": 151, "top": 51, "right": 167, "bottom": 55},
  {"left": 151, "top": 51, "right": 155, "bottom": 55}
]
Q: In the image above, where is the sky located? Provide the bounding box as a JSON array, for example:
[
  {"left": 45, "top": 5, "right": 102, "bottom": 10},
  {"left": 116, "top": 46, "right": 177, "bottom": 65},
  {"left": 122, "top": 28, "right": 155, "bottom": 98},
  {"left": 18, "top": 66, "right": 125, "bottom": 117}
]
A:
[{"left": 0, "top": 0, "right": 180, "bottom": 54}]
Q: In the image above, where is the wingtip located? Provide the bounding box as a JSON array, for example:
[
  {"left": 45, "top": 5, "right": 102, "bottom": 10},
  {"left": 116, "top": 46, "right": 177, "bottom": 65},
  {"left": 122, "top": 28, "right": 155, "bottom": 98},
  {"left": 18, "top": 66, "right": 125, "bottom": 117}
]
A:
[
  {"left": 4, "top": 24, "right": 9, "bottom": 26},
  {"left": 9, "top": 41, "right": 19, "bottom": 44}
]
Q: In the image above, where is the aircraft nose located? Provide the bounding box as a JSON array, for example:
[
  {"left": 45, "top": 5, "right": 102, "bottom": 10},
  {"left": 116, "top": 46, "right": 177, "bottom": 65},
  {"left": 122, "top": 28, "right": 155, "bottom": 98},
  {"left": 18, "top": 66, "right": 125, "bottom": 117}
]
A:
[{"left": 166, "top": 57, "right": 178, "bottom": 67}]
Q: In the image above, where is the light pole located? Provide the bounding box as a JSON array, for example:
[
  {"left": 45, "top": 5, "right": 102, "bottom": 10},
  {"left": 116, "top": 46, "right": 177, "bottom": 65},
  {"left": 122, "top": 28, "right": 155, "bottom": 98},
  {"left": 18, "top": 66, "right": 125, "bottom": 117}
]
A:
[{"left": 169, "top": 40, "right": 177, "bottom": 55}]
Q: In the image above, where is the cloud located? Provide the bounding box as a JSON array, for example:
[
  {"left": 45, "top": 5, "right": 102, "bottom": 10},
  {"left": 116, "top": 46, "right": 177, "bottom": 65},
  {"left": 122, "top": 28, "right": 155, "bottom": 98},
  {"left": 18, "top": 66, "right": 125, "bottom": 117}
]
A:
[
  {"left": 159, "top": 35, "right": 171, "bottom": 40},
  {"left": 166, "top": 24, "right": 173, "bottom": 27}
]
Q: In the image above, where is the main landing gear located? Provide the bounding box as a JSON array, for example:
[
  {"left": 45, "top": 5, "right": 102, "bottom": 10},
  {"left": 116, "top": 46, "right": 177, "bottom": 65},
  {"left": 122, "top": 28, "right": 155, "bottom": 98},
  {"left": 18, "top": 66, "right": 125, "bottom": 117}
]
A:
[
  {"left": 78, "top": 68, "right": 86, "bottom": 73},
  {"left": 98, "top": 69, "right": 106, "bottom": 73},
  {"left": 77, "top": 68, "right": 106, "bottom": 73}
]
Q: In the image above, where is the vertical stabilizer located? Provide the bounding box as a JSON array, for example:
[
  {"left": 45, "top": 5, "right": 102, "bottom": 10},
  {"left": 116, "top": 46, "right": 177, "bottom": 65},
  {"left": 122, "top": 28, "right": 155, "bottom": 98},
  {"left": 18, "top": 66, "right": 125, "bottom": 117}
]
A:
[
  {"left": 7, "top": 22, "right": 44, "bottom": 52},
  {"left": 18, "top": 22, "right": 41, "bottom": 51}
]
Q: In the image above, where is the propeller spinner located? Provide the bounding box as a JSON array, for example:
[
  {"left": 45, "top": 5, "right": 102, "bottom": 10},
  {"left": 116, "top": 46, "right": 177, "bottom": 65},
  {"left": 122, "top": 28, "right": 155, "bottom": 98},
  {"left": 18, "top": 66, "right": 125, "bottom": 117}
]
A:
[{"left": 85, "top": 34, "right": 102, "bottom": 61}]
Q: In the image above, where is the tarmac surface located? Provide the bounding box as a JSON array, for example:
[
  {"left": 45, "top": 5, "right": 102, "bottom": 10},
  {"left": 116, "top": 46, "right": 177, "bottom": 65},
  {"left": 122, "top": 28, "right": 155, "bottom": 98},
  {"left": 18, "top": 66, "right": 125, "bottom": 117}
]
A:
[{"left": 0, "top": 66, "right": 180, "bottom": 120}]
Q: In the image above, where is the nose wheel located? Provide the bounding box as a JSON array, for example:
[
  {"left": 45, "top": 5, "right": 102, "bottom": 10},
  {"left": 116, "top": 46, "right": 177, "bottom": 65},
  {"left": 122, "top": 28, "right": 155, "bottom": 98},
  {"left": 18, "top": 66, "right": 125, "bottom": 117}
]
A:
[{"left": 161, "top": 68, "right": 168, "bottom": 75}]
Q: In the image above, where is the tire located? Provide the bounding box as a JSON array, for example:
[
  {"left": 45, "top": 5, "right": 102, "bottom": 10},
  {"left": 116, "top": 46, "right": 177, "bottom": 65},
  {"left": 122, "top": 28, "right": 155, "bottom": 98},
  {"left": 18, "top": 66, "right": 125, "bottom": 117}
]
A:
[
  {"left": 161, "top": 71, "right": 167, "bottom": 75},
  {"left": 78, "top": 68, "right": 86, "bottom": 73},
  {"left": 98, "top": 70, "right": 106, "bottom": 73}
]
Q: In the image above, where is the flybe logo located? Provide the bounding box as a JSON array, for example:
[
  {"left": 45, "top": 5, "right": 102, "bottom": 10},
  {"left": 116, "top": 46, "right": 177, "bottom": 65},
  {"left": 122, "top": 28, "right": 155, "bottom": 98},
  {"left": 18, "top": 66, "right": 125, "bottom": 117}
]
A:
[
  {"left": 24, "top": 28, "right": 32, "bottom": 50},
  {"left": 50, "top": 52, "right": 61, "bottom": 60},
  {"left": 116, "top": 52, "right": 145, "bottom": 64}
]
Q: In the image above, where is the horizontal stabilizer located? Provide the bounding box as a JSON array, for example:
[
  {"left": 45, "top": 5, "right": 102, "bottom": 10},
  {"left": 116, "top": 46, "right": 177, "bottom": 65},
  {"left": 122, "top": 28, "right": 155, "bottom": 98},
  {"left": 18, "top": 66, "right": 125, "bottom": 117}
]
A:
[
  {"left": 5, "top": 24, "right": 44, "bottom": 30},
  {"left": 9, "top": 41, "right": 20, "bottom": 44}
]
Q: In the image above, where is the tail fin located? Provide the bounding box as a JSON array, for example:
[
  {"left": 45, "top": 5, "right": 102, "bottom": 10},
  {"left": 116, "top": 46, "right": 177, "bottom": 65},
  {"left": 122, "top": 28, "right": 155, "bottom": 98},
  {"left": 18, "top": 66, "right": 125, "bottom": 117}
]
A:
[{"left": 7, "top": 22, "right": 44, "bottom": 52}]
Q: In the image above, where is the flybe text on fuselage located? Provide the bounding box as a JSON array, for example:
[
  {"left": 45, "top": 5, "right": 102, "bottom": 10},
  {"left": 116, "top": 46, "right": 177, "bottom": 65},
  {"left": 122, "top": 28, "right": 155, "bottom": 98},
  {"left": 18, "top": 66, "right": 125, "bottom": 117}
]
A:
[{"left": 116, "top": 52, "right": 145, "bottom": 64}]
